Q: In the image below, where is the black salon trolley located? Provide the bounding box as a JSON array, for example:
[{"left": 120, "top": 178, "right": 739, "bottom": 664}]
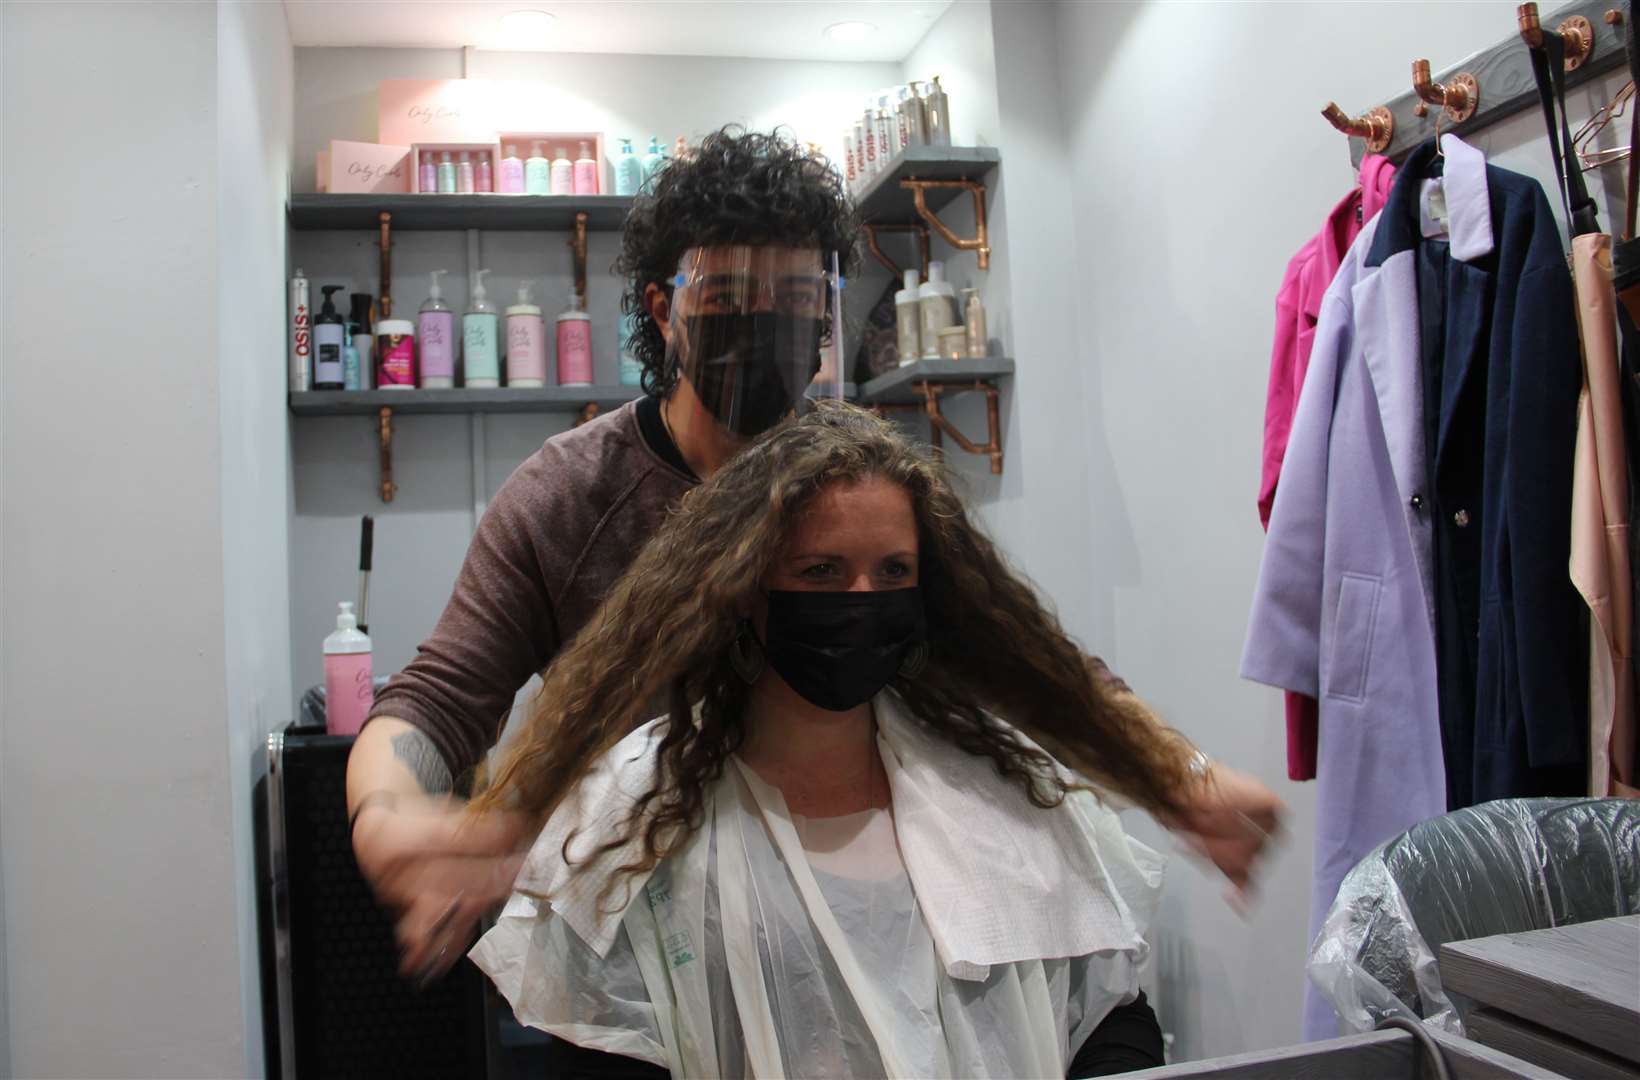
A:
[{"left": 258, "top": 720, "right": 547, "bottom": 1079}]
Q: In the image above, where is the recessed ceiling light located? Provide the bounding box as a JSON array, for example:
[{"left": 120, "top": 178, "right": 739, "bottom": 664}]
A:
[
  {"left": 499, "top": 9, "right": 556, "bottom": 36},
  {"left": 825, "top": 21, "right": 877, "bottom": 44}
]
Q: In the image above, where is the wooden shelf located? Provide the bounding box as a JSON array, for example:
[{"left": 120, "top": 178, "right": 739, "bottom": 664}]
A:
[
  {"left": 855, "top": 147, "right": 1000, "bottom": 225},
  {"left": 289, "top": 386, "right": 642, "bottom": 416},
  {"left": 288, "top": 193, "right": 634, "bottom": 231},
  {"left": 859, "top": 357, "right": 1014, "bottom": 404}
]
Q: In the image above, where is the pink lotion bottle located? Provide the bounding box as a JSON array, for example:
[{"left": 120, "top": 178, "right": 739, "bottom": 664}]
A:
[
  {"left": 573, "top": 140, "right": 598, "bottom": 194},
  {"left": 556, "top": 291, "right": 593, "bottom": 385},
  {"left": 418, "top": 151, "right": 436, "bottom": 193},
  {"left": 499, "top": 144, "right": 525, "bottom": 193},
  {"left": 476, "top": 149, "right": 494, "bottom": 192},
  {"left": 323, "top": 601, "right": 372, "bottom": 736}
]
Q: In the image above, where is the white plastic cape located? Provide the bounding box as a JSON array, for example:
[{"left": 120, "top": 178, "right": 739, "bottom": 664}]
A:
[{"left": 472, "top": 692, "right": 1165, "bottom": 1078}]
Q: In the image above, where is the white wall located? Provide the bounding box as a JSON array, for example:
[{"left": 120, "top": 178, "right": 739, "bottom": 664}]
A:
[
  {"left": 288, "top": 47, "right": 903, "bottom": 701},
  {"left": 218, "top": 0, "right": 295, "bottom": 1075},
  {"left": 1046, "top": 0, "right": 1631, "bottom": 1062},
  {"left": 1, "top": 2, "right": 250, "bottom": 1075}
]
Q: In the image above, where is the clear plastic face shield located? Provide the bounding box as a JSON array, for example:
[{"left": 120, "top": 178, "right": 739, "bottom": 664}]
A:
[{"left": 663, "top": 245, "right": 845, "bottom": 440}]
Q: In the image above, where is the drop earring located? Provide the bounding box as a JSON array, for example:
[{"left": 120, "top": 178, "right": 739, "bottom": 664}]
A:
[{"left": 730, "top": 619, "right": 766, "bottom": 684}]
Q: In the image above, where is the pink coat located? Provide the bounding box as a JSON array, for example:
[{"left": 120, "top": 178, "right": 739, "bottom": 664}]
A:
[{"left": 1260, "top": 153, "right": 1396, "bottom": 781}]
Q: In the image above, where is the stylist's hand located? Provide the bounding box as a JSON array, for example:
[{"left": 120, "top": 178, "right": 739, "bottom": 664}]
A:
[
  {"left": 1171, "top": 762, "right": 1284, "bottom": 898},
  {"left": 351, "top": 795, "right": 530, "bottom": 985}
]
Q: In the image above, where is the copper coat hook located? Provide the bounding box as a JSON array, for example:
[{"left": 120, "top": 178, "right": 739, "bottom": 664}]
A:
[
  {"left": 569, "top": 211, "right": 589, "bottom": 305},
  {"left": 1322, "top": 102, "right": 1395, "bottom": 152},
  {"left": 1412, "top": 59, "right": 1479, "bottom": 124},
  {"left": 901, "top": 179, "right": 991, "bottom": 270},
  {"left": 1520, "top": 2, "right": 1595, "bottom": 68}
]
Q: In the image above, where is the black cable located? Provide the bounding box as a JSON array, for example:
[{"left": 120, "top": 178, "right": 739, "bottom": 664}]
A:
[{"left": 1376, "top": 1015, "right": 1455, "bottom": 1080}]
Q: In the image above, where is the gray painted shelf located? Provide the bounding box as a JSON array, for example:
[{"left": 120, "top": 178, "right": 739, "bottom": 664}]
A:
[
  {"left": 288, "top": 193, "right": 634, "bottom": 231},
  {"left": 860, "top": 357, "right": 1015, "bottom": 404},
  {"left": 288, "top": 386, "right": 642, "bottom": 416},
  {"left": 856, "top": 147, "right": 1001, "bottom": 225}
]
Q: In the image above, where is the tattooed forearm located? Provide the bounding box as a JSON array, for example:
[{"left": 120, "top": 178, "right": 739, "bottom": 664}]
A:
[{"left": 391, "top": 729, "right": 454, "bottom": 794}]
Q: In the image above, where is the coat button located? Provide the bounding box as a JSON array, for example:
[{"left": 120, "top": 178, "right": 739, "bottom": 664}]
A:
[
  {"left": 1410, "top": 494, "right": 1425, "bottom": 510},
  {"left": 1454, "top": 509, "right": 1471, "bottom": 527}
]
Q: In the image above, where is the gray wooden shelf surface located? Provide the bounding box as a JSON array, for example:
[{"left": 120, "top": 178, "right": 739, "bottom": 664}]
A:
[
  {"left": 855, "top": 146, "right": 1000, "bottom": 225},
  {"left": 289, "top": 386, "right": 642, "bottom": 416},
  {"left": 1347, "top": 0, "right": 1627, "bottom": 166},
  {"left": 1441, "top": 915, "right": 1640, "bottom": 1067},
  {"left": 1122, "top": 1027, "right": 1561, "bottom": 1079},
  {"left": 288, "top": 193, "right": 634, "bottom": 231},
  {"left": 860, "top": 357, "right": 1015, "bottom": 404}
]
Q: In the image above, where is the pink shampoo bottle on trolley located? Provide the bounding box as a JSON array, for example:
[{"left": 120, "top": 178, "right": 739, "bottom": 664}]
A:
[{"left": 323, "top": 601, "right": 372, "bottom": 736}]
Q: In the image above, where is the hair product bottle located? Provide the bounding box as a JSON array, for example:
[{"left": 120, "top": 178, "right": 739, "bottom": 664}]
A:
[
  {"left": 417, "top": 269, "right": 455, "bottom": 388},
  {"left": 348, "top": 293, "right": 375, "bottom": 389},
  {"left": 556, "top": 292, "right": 593, "bottom": 386},
  {"left": 918, "top": 261, "right": 957, "bottom": 360},
  {"left": 475, "top": 149, "right": 494, "bottom": 193},
  {"left": 418, "top": 151, "right": 436, "bottom": 193},
  {"left": 618, "top": 310, "right": 643, "bottom": 386},
  {"left": 500, "top": 144, "right": 525, "bottom": 193},
  {"left": 463, "top": 269, "right": 500, "bottom": 388},
  {"left": 614, "top": 139, "right": 642, "bottom": 195},
  {"left": 925, "top": 75, "right": 952, "bottom": 146},
  {"left": 342, "top": 324, "right": 362, "bottom": 390},
  {"left": 456, "top": 151, "right": 475, "bottom": 194},
  {"left": 289, "top": 268, "right": 310, "bottom": 392},
  {"left": 506, "top": 282, "right": 546, "bottom": 387},
  {"left": 313, "top": 285, "right": 346, "bottom": 389},
  {"left": 323, "top": 601, "right": 372, "bottom": 736},
  {"left": 573, "top": 140, "right": 598, "bottom": 195},
  {"left": 525, "top": 142, "right": 550, "bottom": 195},
  {"left": 375, "top": 316, "right": 416, "bottom": 389},
  {"left": 895, "top": 269, "right": 921, "bottom": 367},
  {"left": 436, "top": 151, "right": 456, "bottom": 193},
  {"left": 962, "top": 288, "right": 987, "bottom": 358},
  {"left": 641, "top": 136, "right": 666, "bottom": 184},
  {"left": 550, "top": 147, "right": 574, "bottom": 195}
]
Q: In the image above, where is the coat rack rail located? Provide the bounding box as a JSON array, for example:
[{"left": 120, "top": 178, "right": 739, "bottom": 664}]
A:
[{"left": 1342, "top": 0, "right": 1627, "bottom": 166}]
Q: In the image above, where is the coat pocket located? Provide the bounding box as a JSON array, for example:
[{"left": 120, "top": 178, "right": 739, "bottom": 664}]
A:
[{"left": 1325, "top": 573, "right": 1382, "bottom": 703}]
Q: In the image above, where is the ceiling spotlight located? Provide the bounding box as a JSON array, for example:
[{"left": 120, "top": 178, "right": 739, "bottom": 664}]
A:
[
  {"left": 499, "top": 9, "right": 557, "bottom": 36},
  {"left": 825, "top": 21, "right": 877, "bottom": 44}
]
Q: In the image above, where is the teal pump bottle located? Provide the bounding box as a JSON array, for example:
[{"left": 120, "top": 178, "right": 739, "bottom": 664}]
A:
[
  {"left": 342, "top": 324, "right": 363, "bottom": 390},
  {"left": 614, "top": 138, "right": 643, "bottom": 196},
  {"left": 463, "top": 269, "right": 501, "bottom": 388},
  {"left": 641, "top": 136, "right": 666, "bottom": 185}
]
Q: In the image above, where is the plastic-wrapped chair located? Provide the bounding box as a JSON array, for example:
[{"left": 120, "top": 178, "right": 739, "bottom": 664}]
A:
[{"left": 1308, "top": 797, "right": 1640, "bottom": 1035}]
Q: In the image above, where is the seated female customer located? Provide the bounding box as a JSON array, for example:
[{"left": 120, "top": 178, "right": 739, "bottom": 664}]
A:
[{"left": 470, "top": 402, "right": 1215, "bottom": 1078}]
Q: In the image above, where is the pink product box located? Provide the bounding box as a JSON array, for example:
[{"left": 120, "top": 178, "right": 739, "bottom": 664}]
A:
[
  {"left": 378, "top": 79, "right": 495, "bottom": 146},
  {"left": 411, "top": 142, "right": 503, "bottom": 194},
  {"left": 497, "top": 132, "right": 606, "bottom": 194},
  {"left": 322, "top": 140, "right": 411, "bottom": 194}
]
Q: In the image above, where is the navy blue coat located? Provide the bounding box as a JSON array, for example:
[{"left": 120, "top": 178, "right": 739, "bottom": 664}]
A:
[{"left": 1371, "top": 139, "right": 1587, "bottom": 805}]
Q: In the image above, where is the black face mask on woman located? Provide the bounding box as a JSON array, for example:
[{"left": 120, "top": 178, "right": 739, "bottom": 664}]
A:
[
  {"left": 679, "top": 313, "right": 824, "bottom": 437},
  {"left": 762, "top": 587, "right": 927, "bottom": 712}
]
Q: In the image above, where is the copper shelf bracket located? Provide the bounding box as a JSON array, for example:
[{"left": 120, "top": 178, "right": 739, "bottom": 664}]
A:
[
  {"left": 919, "top": 381, "right": 1004, "bottom": 474},
  {"left": 1322, "top": 102, "right": 1395, "bottom": 153},
  {"left": 378, "top": 406, "right": 397, "bottom": 503},
  {"left": 1519, "top": 3, "right": 1595, "bottom": 68},
  {"left": 575, "top": 402, "right": 601, "bottom": 427},
  {"left": 1412, "top": 59, "right": 1479, "bottom": 123},
  {"left": 569, "top": 211, "right": 589, "bottom": 304},
  {"left": 862, "top": 223, "right": 931, "bottom": 280},
  {"left": 901, "top": 179, "right": 991, "bottom": 270},
  {"left": 378, "top": 212, "right": 394, "bottom": 317}
]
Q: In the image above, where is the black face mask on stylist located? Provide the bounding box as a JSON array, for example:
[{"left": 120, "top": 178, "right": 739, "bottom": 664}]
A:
[
  {"left": 762, "top": 587, "right": 927, "bottom": 712},
  {"left": 679, "top": 312, "right": 824, "bottom": 437}
]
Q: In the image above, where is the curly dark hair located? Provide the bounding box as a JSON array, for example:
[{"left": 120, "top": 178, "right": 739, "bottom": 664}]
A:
[
  {"left": 616, "top": 126, "right": 859, "bottom": 397},
  {"left": 472, "top": 402, "right": 1194, "bottom": 903}
]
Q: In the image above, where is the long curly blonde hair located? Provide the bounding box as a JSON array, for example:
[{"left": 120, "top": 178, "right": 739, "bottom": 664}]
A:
[{"left": 472, "top": 401, "right": 1191, "bottom": 880}]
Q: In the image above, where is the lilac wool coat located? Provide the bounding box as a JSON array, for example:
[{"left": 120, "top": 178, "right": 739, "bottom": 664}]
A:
[{"left": 1240, "top": 137, "right": 1497, "bottom": 1039}]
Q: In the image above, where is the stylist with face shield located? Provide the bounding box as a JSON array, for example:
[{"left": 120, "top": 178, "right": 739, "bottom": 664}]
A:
[{"left": 346, "top": 127, "right": 1283, "bottom": 986}]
